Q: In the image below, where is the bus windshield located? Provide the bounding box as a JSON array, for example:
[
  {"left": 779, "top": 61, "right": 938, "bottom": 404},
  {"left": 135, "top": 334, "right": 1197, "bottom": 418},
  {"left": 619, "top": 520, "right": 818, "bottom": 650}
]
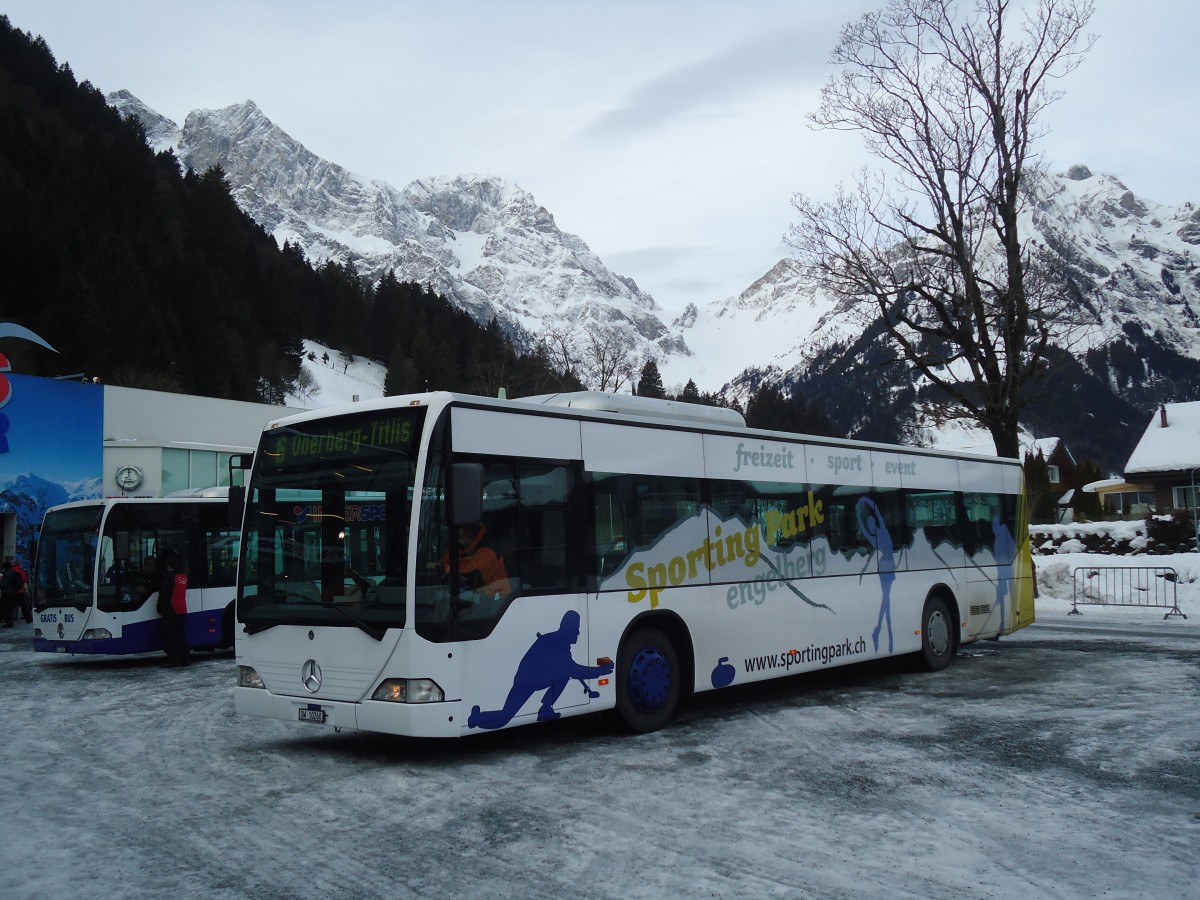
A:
[
  {"left": 237, "top": 408, "right": 426, "bottom": 636},
  {"left": 34, "top": 505, "right": 103, "bottom": 610}
]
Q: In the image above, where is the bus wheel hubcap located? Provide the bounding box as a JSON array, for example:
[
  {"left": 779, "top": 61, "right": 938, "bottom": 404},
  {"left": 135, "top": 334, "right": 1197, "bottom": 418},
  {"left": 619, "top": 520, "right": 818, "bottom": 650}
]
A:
[
  {"left": 628, "top": 646, "right": 670, "bottom": 712},
  {"left": 927, "top": 610, "right": 949, "bottom": 656}
]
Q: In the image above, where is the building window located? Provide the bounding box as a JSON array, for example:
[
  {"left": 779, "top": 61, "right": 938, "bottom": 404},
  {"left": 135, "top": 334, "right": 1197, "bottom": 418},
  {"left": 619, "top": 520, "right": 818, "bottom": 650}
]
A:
[
  {"left": 1046, "top": 465, "right": 1061, "bottom": 484},
  {"left": 161, "top": 448, "right": 223, "bottom": 494},
  {"left": 162, "top": 448, "right": 189, "bottom": 494},
  {"left": 1173, "top": 485, "right": 1198, "bottom": 512},
  {"left": 191, "top": 451, "right": 218, "bottom": 490},
  {"left": 217, "top": 452, "right": 245, "bottom": 488}
]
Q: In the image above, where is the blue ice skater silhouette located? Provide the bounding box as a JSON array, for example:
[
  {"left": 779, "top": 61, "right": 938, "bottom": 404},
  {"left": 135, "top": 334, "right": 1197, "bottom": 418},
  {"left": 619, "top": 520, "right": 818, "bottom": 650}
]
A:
[
  {"left": 992, "top": 516, "right": 1015, "bottom": 630},
  {"left": 467, "top": 610, "right": 614, "bottom": 730},
  {"left": 856, "top": 496, "right": 895, "bottom": 653}
]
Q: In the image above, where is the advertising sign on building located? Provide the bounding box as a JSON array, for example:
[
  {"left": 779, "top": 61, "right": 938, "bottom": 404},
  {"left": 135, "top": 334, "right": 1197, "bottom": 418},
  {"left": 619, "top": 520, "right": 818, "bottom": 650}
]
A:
[{"left": 0, "top": 373, "right": 104, "bottom": 562}]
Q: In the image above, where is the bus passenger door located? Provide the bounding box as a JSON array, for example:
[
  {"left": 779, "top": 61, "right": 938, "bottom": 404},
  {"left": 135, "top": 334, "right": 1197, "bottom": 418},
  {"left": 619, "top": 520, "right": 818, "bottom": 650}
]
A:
[
  {"left": 194, "top": 528, "right": 240, "bottom": 648},
  {"left": 455, "top": 457, "right": 595, "bottom": 731}
]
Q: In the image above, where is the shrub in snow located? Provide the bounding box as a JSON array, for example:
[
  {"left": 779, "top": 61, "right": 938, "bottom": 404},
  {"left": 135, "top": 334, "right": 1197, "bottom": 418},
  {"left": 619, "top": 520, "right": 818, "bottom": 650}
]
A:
[
  {"left": 1145, "top": 511, "right": 1197, "bottom": 553},
  {"left": 1031, "top": 520, "right": 1146, "bottom": 556},
  {"left": 1030, "top": 516, "right": 1196, "bottom": 556}
]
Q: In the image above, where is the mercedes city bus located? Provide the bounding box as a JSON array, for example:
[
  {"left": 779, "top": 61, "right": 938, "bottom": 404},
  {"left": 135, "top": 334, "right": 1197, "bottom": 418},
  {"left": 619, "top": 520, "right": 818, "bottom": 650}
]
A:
[
  {"left": 33, "top": 495, "right": 241, "bottom": 655},
  {"left": 233, "top": 391, "right": 1033, "bottom": 736}
]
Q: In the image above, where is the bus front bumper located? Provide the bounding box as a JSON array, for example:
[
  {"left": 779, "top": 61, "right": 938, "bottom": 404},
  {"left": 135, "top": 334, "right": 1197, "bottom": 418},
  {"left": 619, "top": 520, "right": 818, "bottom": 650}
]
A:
[{"left": 235, "top": 686, "right": 465, "bottom": 738}]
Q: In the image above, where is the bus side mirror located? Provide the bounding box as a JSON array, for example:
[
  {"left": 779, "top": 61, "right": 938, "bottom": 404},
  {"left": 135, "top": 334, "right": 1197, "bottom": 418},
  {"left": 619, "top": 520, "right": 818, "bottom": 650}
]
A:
[
  {"left": 228, "top": 486, "right": 245, "bottom": 529},
  {"left": 449, "top": 463, "right": 483, "bottom": 527},
  {"left": 228, "top": 453, "right": 253, "bottom": 529},
  {"left": 113, "top": 532, "right": 130, "bottom": 562}
]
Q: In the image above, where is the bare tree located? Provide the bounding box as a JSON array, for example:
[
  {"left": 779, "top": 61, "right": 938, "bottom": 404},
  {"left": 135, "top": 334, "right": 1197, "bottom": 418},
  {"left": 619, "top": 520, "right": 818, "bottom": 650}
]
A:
[
  {"left": 581, "top": 324, "right": 639, "bottom": 393},
  {"left": 537, "top": 321, "right": 640, "bottom": 393},
  {"left": 294, "top": 367, "right": 320, "bottom": 408},
  {"left": 788, "top": 0, "right": 1095, "bottom": 458},
  {"left": 537, "top": 325, "right": 580, "bottom": 385}
]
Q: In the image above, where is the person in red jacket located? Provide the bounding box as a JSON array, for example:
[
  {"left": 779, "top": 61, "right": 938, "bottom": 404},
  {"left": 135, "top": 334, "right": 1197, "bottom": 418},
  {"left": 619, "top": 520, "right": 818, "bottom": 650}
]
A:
[
  {"left": 157, "top": 553, "right": 189, "bottom": 667},
  {"left": 12, "top": 559, "right": 31, "bottom": 624}
]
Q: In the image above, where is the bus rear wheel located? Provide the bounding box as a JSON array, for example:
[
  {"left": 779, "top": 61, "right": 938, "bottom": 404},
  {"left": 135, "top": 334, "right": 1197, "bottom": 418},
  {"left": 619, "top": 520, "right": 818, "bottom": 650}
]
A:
[
  {"left": 615, "top": 626, "right": 680, "bottom": 733},
  {"left": 918, "top": 595, "right": 954, "bottom": 671}
]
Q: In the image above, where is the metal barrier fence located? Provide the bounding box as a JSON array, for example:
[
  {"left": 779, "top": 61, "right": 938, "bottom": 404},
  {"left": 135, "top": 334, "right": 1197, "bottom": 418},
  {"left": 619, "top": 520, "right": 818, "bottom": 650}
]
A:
[{"left": 1070, "top": 567, "right": 1186, "bottom": 619}]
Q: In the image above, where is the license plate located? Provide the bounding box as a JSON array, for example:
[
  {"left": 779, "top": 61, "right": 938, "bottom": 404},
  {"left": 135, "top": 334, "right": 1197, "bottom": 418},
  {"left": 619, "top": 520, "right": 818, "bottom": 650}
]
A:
[{"left": 298, "top": 707, "right": 326, "bottom": 724}]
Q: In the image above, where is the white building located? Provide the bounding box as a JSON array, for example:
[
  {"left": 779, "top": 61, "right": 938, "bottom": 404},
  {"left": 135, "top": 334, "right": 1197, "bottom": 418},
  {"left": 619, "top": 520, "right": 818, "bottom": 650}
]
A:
[{"left": 0, "top": 373, "right": 298, "bottom": 564}]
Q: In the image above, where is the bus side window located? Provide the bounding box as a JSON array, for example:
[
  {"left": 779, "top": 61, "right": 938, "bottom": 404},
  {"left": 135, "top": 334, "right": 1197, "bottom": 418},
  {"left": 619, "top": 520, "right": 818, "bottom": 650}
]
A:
[
  {"left": 205, "top": 529, "right": 239, "bottom": 587},
  {"left": 962, "top": 492, "right": 1004, "bottom": 559},
  {"left": 871, "top": 487, "right": 909, "bottom": 556},
  {"left": 588, "top": 472, "right": 702, "bottom": 591},
  {"left": 817, "top": 486, "right": 870, "bottom": 557},
  {"left": 593, "top": 487, "right": 627, "bottom": 578},
  {"left": 514, "top": 463, "right": 571, "bottom": 593}
]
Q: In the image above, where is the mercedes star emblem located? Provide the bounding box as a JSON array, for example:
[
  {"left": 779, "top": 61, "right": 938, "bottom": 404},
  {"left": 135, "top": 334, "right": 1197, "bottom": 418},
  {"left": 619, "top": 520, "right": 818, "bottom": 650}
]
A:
[{"left": 301, "top": 659, "right": 323, "bottom": 693}]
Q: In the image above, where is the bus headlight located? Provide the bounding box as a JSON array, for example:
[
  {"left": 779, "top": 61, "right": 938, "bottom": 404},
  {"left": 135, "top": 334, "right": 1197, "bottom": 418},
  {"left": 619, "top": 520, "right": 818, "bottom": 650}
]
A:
[
  {"left": 238, "top": 666, "right": 266, "bottom": 689},
  {"left": 82, "top": 628, "right": 112, "bottom": 640},
  {"left": 371, "top": 678, "right": 445, "bottom": 703}
]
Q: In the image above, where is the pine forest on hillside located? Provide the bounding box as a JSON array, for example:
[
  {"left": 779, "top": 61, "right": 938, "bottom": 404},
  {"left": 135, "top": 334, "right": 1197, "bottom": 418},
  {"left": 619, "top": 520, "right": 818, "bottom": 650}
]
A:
[{"left": 0, "top": 18, "right": 578, "bottom": 403}]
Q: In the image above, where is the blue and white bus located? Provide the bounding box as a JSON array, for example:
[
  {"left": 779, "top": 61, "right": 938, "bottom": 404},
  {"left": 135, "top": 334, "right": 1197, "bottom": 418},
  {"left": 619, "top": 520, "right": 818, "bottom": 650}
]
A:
[
  {"left": 233, "top": 391, "right": 1034, "bottom": 736},
  {"left": 32, "top": 495, "right": 241, "bottom": 656}
]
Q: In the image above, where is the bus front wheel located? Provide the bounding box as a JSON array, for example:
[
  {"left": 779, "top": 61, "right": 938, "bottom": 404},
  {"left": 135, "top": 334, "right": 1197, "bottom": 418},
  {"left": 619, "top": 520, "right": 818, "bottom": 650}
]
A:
[
  {"left": 918, "top": 595, "right": 954, "bottom": 671},
  {"left": 615, "top": 626, "right": 680, "bottom": 733}
]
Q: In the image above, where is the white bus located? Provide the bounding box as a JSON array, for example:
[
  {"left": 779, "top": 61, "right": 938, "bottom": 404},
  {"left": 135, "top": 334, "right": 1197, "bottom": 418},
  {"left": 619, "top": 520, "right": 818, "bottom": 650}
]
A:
[
  {"left": 233, "top": 391, "right": 1034, "bottom": 736},
  {"left": 32, "top": 495, "right": 241, "bottom": 656}
]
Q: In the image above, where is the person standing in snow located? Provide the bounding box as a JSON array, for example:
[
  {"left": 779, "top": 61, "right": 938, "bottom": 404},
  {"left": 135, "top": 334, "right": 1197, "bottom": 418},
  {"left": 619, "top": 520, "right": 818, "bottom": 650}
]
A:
[
  {"left": 12, "top": 558, "right": 31, "bottom": 623},
  {"left": 157, "top": 553, "right": 189, "bottom": 667},
  {"left": 0, "top": 560, "right": 20, "bottom": 627}
]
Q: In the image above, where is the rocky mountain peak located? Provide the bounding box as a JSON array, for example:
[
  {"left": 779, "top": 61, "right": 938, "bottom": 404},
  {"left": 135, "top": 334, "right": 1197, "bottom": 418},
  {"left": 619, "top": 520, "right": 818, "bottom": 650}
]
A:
[
  {"left": 109, "top": 94, "right": 688, "bottom": 359},
  {"left": 106, "top": 89, "right": 180, "bottom": 153}
]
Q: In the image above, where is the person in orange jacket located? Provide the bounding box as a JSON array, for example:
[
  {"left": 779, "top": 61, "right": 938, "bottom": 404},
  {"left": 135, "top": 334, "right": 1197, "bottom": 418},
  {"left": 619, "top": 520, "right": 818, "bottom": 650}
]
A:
[{"left": 436, "top": 523, "right": 511, "bottom": 602}]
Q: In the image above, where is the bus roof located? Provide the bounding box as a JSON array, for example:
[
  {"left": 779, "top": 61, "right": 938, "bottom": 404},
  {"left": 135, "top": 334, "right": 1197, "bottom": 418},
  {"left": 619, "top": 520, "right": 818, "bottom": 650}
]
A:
[{"left": 260, "top": 390, "right": 1022, "bottom": 470}]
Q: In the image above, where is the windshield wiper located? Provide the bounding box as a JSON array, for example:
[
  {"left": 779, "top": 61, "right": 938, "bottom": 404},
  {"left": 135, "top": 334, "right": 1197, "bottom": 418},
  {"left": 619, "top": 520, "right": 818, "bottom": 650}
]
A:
[
  {"left": 242, "top": 620, "right": 278, "bottom": 635},
  {"left": 321, "top": 600, "right": 386, "bottom": 641}
]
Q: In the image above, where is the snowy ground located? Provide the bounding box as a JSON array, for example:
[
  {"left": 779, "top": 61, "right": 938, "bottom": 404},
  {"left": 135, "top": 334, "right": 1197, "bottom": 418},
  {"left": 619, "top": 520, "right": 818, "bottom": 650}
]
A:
[{"left": 3, "top": 552, "right": 1198, "bottom": 899}]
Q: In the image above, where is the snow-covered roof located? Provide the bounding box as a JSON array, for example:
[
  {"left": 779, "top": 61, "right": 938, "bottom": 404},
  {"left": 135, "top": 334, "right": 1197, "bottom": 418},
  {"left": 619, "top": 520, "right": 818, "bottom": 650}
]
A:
[
  {"left": 1023, "top": 436, "right": 1076, "bottom": 466},
  {"left": 1026, "top": 437, "right": 1059, "bottom": 458},
  {"left": 1082, "top": 477, "right": 1154, "bottom": 494},
  {"left": 1125, "top": 401, "right": 1200, "bottom": 475}
]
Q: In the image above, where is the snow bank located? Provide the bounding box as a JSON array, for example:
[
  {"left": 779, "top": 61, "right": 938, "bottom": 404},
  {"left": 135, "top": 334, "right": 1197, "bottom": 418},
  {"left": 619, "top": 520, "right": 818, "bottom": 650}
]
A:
[{"left": 1034, "top": 550, "right": 1199, "bottom": 619}]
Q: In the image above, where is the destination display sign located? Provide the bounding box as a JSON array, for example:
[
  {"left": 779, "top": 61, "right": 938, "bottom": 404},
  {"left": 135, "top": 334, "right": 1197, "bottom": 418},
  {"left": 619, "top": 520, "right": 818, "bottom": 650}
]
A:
[{"left": 261, "top": 409, "right": 425, "bottom": 472}]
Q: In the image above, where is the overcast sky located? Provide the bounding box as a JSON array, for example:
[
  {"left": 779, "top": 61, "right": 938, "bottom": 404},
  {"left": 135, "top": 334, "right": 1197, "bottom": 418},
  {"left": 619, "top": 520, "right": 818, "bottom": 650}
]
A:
[{"left": 5, "top": 1, "right": 1198, "bottom": 312}]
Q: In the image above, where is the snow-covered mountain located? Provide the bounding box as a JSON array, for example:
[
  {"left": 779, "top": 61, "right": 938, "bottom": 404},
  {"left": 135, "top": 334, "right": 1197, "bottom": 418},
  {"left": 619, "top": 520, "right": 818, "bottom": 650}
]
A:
[
  {"left": 1030, "top": 165, "right": 1200, "bottom": 354},
  {"left": 107, "top": 89, "right": 180, "bottom": 155},
  {"left": 661, "top": 258, "right": 847, "bottom": 392},
  {"left": 106, "top": 94, "right": 687, "bottom": 361},
  {"left": 106, "top": 92, "right": 1200, "bottom": 469},
  {"left": 664, "top": 165, "right": 1200, "bottom": 393}
]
